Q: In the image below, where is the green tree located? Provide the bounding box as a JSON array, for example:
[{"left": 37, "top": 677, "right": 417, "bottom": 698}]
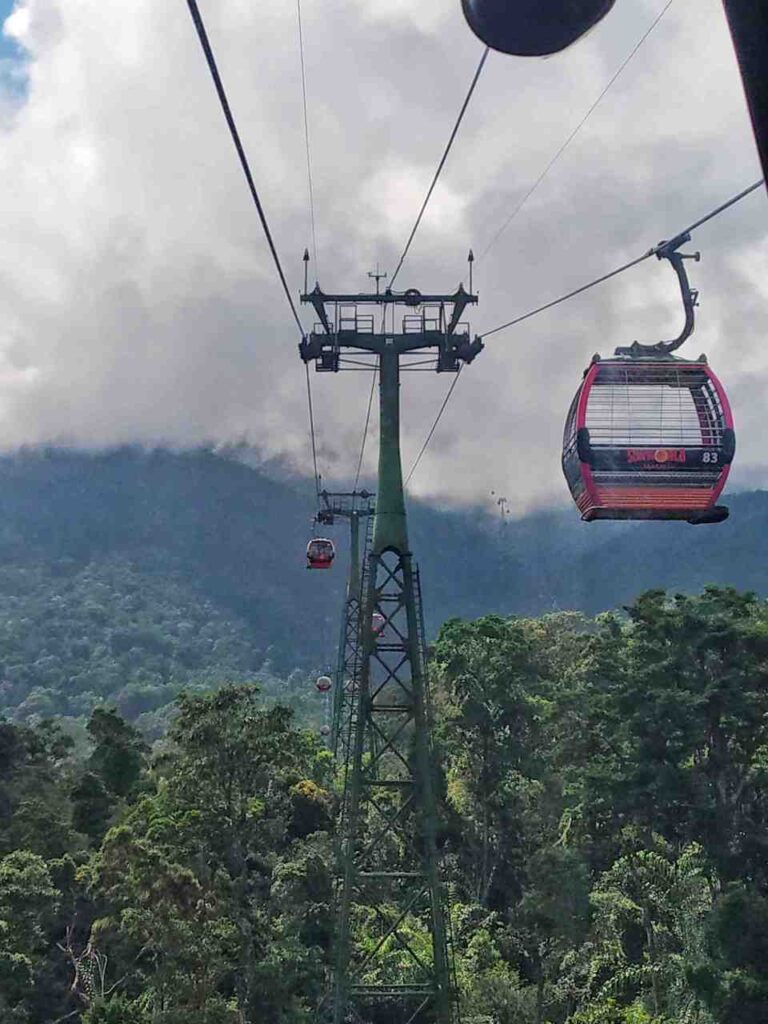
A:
[
  {"left": 434, "top": 614, "right": 584, "bottom": 909},
  {"left": 567, "top": 837, "right": 714, "bottom": 1022},
  {"left": 71, "top": 771, "right": 115, "bottom": 843},
  {"left": 91, "top": 686, "right": 333, "bottom": 1023},
  {"left": 0, "top": 850, "right": 61, "bottom": 1017},
  {"left": 697, "top": 885, "right": 768, "bottom": 1024},
  {"left": 0, "top": 720, "right": 77, "bottom": 859},
  {"left": 86, "top": 708, "right": 147, "bottom": 799}
]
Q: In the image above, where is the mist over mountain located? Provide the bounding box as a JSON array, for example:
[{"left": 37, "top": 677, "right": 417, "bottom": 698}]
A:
[{"left": 0, "top": 445, "right": 766, "bottom": 726}]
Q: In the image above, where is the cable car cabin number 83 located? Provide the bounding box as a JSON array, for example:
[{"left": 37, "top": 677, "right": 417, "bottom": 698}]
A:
[{"left": 562, "top": 356, "right": 735, "bottom": 524}]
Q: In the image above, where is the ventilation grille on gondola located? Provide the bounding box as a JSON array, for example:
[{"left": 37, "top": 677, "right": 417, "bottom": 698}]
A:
[{"left": 586, "top": 363, "right": 726, "bottom": 448}]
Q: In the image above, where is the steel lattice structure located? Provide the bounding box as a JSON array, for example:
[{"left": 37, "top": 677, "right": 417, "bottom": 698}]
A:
[
  {"left": 300, "top": 282, "right": 482, "bottom": 1024},
  {"left": 315, "top": 491, "right": 375, "bottom": 763}
]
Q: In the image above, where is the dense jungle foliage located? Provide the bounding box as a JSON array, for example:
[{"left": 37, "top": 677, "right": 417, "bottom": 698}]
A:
[
  {"left": 2, "top": 587, "right": 767, "bottom": 1023},
  {"left": 2, "top": 447, "right": 768, "bottom": 730}
]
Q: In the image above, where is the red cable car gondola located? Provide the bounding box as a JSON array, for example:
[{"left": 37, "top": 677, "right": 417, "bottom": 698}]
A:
[
  {"left": 316, "top": 675, "right": 332, "bottom": 693},
  {"left": 371, "top": 612, "right": 386, "bottom": 637},
  {"left": 462, "top": 0, "right": 615, "bottom": 56},
  {"left": 306, "top": 538, "right": 335, "bottom": 569},
  {"left": 562, "top": 242, "right": 736, "bottom": 524},
  {"left": 563, "top": 356, "right": 735, "bottom": 523}
]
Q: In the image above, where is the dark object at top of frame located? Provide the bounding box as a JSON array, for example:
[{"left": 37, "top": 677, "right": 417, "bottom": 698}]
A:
[{"left": 462, "top": 0, "right": 615, "bottom": 56}]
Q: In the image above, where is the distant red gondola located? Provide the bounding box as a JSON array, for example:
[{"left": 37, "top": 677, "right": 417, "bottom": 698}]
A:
[
  {"left": 563, "top": 355, "right": 735, "bottom": 524},
  {"left": 316, "top": 675, "right": 332, "bottom": 693},
  {"left": 371, "top": 612, "right": 386, "bottom": 636},
  {"left": 306, "top": 538, "right": 335, "bottom": 569}
]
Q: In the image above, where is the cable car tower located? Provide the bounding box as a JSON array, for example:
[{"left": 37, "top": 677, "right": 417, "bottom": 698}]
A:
[{"left": 300, "top": 279, "right": 482, "bottom": 1024}]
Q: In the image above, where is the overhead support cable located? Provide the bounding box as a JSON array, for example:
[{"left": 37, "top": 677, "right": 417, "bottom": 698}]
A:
[
  {"left": 389, "top": 48, "right": 490, "bottom": 288},
  {"left": 479, "top": 0, "right": 675, "bottom": 261},
  {"left": 296, "top": 0, "right": 319, "bottom": 272},
  {"left": 305, "top": 363, "right": 321, "bottom": 500},
  {"left": 351, "top": 306, "right": 387, "bottom": 495},
  {"left": 402, "top": 179, "right": 763, "bottom": 491},
  {"left": 186, "top": 0, "right": 326, "bottom": 499},
  {"left": 353, "top": 359, "right": 378, "bottom": 493},
  {"left": 185, "top": 0, "right": 304, "bottom": 335},
  {"left": 675, "top": 178, "right": 765, "bottom": 236},
  {"left": 404, "top": 369, "right": 463, "bottom": 490},
  {"left": 295, "top": 0, "right": 324, "bottom": 500},
  {"left": 482, "top": 252, "right": 653, "bottom": 339},
  {"left": 482, "top": 178, "right": 764, "bottom": 340}
]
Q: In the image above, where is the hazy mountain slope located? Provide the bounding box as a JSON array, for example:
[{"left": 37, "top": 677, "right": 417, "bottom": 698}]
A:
[{"left": 0, "top": 446, "right": 766, "bottom": 723}]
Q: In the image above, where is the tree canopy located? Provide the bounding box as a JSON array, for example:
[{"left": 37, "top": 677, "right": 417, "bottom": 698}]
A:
[{"left": 2, "top": 589, "right": 768, "bottom": 1022}]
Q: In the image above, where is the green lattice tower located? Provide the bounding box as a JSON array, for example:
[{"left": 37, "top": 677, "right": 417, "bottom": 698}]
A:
[
  {"left": 314, "top": 492, "right": 375, "bottom": 762},
  {"left": 331, "top": 511, "right": 363, "bottom": 759},
  {"left": 300, "top": 283, "right": 482, "bottom": 1024}
]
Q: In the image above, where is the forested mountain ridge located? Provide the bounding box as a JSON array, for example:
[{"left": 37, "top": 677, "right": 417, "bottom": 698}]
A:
[
  {"left": 1, "top": 447, "right": 768, "bottom": 1022},
  {"left": 0, "top": 445, "right": 768, "bottom": 724},
  {"left": 0, "top": 447, "right": 330, "bottom": 726}
]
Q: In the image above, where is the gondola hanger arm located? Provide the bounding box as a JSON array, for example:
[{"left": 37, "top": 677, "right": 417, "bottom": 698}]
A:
[{"left": 616, "top": 233, "right": 700, "bottom": 356}]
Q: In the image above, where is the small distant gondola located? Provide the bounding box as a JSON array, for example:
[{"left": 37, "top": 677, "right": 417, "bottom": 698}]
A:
[
  {"left": 371, "top": 612, "right": 386, "bottom": 636},
  {"left": 306, "top": 538, "right": 335, "bottom": 569},
  {"left": 562, "top": 240, "right": 735, "bottom": 524}
]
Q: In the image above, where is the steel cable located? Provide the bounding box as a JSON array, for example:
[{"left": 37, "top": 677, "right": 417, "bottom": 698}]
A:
[
  {"left": 405, "top": 178, "right": 764, "bottom": 488},
  {"left": 389, "top": 48, "right": 490, "bottom": 288},
  {"left": 186, "top": 0, "right": 325, "bottom": 498},
  {"left": 676, "top": 178, "right": 765, "bottom": 236},
  {"left": 305, "top": 362, "right": 321, "bottom": 500},
  {"left": 296, "top": 0, "right": 319, "bottom": 272},
  {"left": 352, "top": 305, "right": 386, "bottom": 495},
  {"left": 295, "top": 0, "right": 323, "bottom": 498},
  {"left": 482, "top": 252, "right": 653, "bottom": 339},
  {"left": 481, "top": 178, "right": 765, "bottom": 340},
  {"left": 404, "top": 368, "right": 463, "bottom": 490},
  {"left": 353, "top": 361, "right": 378, "bottom": 493},
  {"left": 479, "top": 0, "right": 675, "bottom": 261},
  {"left": 185, "top": 0, "right": 305, "bottom": 335}
]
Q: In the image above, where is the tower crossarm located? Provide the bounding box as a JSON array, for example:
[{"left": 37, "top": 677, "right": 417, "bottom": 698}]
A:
[
  {"left": 300, "top": 330, "right": 481, "bottom": 357},
  {"left": 299, "top": 284, "right": 484, "bottom": 373},
  {"left": 317, "top": 490, "right": 375, "bottom": 523},
  {"left": 301, "top": 285, "right": 478, "bottom": 307}
]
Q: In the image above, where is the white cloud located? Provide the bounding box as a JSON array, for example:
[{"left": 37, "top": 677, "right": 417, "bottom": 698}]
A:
[
  {"left": 3, "top": 4, "right": 30, "bottom": 43},
  {"left": 359, "top": 161, "right": 469, "bottom": 243},
  {"left": 359, "top": 0, "right": 450, "bottom": 32},
  {"left": 0, "top": 0, "right": 764, "bottom": 515}
]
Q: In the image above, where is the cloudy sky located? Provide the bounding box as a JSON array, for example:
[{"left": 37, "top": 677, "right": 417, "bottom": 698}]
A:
[{"left": 0, "top": 0, "right": 764, "bottom": 512}]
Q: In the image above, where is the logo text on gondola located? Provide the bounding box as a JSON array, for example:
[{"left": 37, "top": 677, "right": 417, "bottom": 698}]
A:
[{"left": 626, "top": 448, "right": 687, "bottom": 464}]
